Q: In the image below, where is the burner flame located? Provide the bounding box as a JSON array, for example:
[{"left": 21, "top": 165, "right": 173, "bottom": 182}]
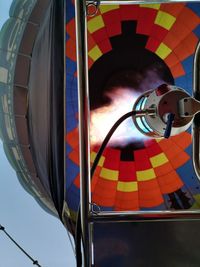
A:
[{"left": 90, "top": 88, "right": 149, "bottom": 147}]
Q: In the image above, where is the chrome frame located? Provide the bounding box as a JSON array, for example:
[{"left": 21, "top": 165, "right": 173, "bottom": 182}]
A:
[
  {"left": 75, "top": 1, "right": 92, "bottom": 266},
  {"left": 193, "top": 42, "right": 200, "bottom": 180},
  {"left": 74, "top": 1, "right": 200, "bottom": 266},
  {"left": 86, "top": 0, "right": 200, "bottom": 4},
  {"left": 89, "top": 210, "right": 200, "bottom": 223}
]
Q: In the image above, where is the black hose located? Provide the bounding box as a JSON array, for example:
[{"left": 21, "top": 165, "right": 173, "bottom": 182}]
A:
[{"left": 91, "top": 110, "right": 136, "bottom": 177}]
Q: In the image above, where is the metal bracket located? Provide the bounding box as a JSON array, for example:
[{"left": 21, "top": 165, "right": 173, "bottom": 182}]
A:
[
  {"left": 179, "top": 97, "right": 200, "bottom": 117},
  {"left": 90, "top": 202, "right": 101, "bottom": 215},
  {"left": 86, "top": 0, "right": 101, "bottom": 17}
]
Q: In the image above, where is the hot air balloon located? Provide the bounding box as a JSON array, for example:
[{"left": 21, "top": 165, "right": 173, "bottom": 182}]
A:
[
  {"left": 66, "top": 1, "right": 200, "bottom": 216},
  {"left": 2, "top": 0, "right": 200, "bottom": 266}
]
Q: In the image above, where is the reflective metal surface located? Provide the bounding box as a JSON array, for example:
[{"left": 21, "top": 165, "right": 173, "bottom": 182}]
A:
[
  {"left": 193, "top": 42, "right": 200, "bottom": 181},
  {"left": 90, "top": 210, "right": 200, "bottom": 223},
  {"left": 74, "top": 1, "right": 92, "bottom": 266},
  {"left": 86, "top": 0, "right": 200, "bottom": 4}
]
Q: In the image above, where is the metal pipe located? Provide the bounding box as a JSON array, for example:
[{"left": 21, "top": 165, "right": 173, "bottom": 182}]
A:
[
  {"left": 74, "top": 1, "right": 92, "bottom": 266},
  {"left": 134, "top": 109, "right": 156, "bottom": 116},
  {"left": 86, "top": 0, "right": 198, "bottom": 5},
  {"left": 89, "top": 210, "right": 200, "bottom": 223},
  {"left": 193, "top": 41, "right": 200, "bottom": 181}
]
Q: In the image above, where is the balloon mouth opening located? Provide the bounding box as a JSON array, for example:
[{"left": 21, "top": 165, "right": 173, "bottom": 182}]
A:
[{"left": 89, "top": 22, "right": 174, "bottom": 148}]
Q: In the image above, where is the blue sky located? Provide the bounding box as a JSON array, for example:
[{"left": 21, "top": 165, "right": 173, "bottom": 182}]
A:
[{"left": 0, "top": 2, "right": 76, "bottom": 266}]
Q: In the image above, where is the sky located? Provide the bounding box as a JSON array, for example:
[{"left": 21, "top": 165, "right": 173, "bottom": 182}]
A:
[{"left": 0, "top": 1, "right": 76, "bottom": 267}]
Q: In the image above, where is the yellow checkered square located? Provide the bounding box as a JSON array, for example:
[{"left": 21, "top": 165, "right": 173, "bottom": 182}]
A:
[
  {"left": 117, "top": 181, "right": 138, "bottom": 192},
  {"left": 140, "top": 4, "right": 160, "bottom": 10},
  {"left": 155, "top": 43, "right": 172, "bottom": 59},
  {"left": 88, "top": 15, "right": 105, "bottom": 33},
  {"left": 150, "top": 153, "right": 168, "bottom": 168},
  {"left": 100, "top": 167, "right": 119, "bottom": 181},
  {"left": 90, "top": 151, "right": 105, "bottom": 167},
  {"left": 88, "top": 45, "right": 102, "bottom": 61},
  {"left": 136, "top": 169, "right": 156, "bottom": 181},
  {"left": 155, "top": 11, "right": 176, "bottom": 30},
  {"left": 100, "top": 5, "right": 119, "bottom": 14}
]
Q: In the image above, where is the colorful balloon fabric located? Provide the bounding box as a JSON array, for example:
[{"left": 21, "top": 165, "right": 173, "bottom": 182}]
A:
[{"left": 66, "top": 1, "right": 200, "bottom": 217}]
